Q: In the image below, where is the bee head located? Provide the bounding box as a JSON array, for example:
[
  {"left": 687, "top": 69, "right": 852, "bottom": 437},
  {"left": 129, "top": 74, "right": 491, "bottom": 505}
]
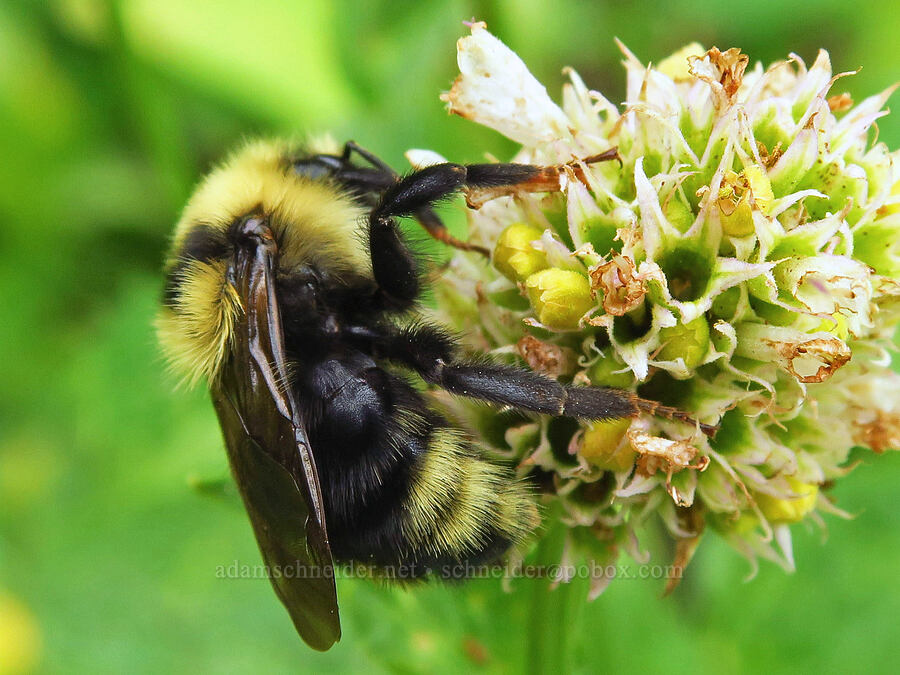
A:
[{"left": 157, "top": 139, "right": 369, "bottom": 387}]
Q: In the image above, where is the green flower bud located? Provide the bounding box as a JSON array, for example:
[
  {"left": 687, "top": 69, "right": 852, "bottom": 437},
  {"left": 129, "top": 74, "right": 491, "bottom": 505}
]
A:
[
  {"left": 493, "top": 222, "right": 548, "bottom": 282},
  {"left": 710, "top": 510, "right": 759, "bottom": 535},
  {"left": 804, "top": 162, "right": 868, "bottom": 223},
  {"left": 748, "top": 295, "right": 796, "bottom": 326},
  {"left": 853, "top": 221, "right": 900, "bottom": 278},
  {"left": 656, "top": 315, "right": 710, "bottom": 369},
  {"left": 587, "top": 357, "right": 633, "bottom": 388},
  {"left": 735, "top": 323, "right": 850, "bottom": 383},
  {"left": 486, "top": 287, "right": 530, "bottom": 311},
  {"left": 756, "top": 478, "right": 818, "bottom": 523},
  {"left": 579, "top": 419, "right": 635, "bottom": 471},
  {"left": 525, "top": 268, "right": 594, "bottom": 330},
  {"left": 579, "top": 207, "right": 634, "bottom": 256},
  {"left": 711, "top": 285, "right": 741, "bottom": 320},
  {"left": 709, "top": 408, "right": 753, "bottom": 455}
]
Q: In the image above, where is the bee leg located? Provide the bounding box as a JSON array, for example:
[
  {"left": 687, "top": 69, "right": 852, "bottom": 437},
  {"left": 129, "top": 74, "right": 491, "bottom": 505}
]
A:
[
  {"left": 432, "top": 360, "right": 717, "bottom": 435},
  {"left": 368, "top": 151, "right": 620, "bottom": 305},
  {"left": 446, "top": 362, "right": 718, "bottom": 434},
  {"left": 342, "top": 142, "right": 489, "bottom": 255},
  {"left": 344, "top": 323, "right": 717, "bottom": 435},
  {"left": 414, "top": 206, "right": 490, "bottom": 256},
  {"left": 461, "top": 148, "right": 620, "bottom": 209},
  {"left": 430, "top": 360, "right": 636, "bottom": 421},
  {"left": 350, "top": 144, "right": 617, "bottom": 257},
  {"left": 373, "top": 150, "right": 620, "bottom": 224},
  {"left": 342, "top": 142, "right": 613, "bottom": 256},
  {"left": 341, "top": 140, "right": 397, "bottom": 174},
  {"left": 366, "top": 164, "right": 467, "bottom": 307},
  {"left": 446, "top": 152, "right": 621, "bottom": 207}
]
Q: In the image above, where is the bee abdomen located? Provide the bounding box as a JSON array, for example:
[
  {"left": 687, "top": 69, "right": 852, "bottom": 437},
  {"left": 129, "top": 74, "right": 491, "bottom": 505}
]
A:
[
  {"left": 305, "top": 356, "right": 538, "bottom": 575},
  {"left": 400, "top": 428, "right": 538, "bottom": 572}
]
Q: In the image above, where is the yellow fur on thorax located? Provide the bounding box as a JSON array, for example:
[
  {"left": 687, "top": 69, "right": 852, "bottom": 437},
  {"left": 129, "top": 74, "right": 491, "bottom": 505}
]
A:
[
  {"left": 174, "top": 138, "right": 370, "bottom": 276},
  {"left": 158, "top": 138, "right": 371, "bottom": 387}
]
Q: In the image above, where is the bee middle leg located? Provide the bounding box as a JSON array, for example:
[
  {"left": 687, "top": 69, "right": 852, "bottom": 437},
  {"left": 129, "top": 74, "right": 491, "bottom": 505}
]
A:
[
  {"left": 432, "top": 360, "right": 717, "bottom": 434},
  {"left": 344, "top": 322, "right": 717, "bottom": 435}
]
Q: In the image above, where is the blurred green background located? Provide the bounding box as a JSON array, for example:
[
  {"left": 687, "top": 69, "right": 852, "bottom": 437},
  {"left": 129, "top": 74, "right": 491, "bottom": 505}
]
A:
[{"left": 1, "top": 0, "right": 898, "bottom": 673}]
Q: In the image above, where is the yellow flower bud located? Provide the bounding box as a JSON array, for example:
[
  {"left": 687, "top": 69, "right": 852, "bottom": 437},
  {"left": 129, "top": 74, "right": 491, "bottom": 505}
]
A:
[
  {"left": 756, "top": 477, "right": 819, "bottom": 523},
  {"left": 719, "top": 198, "right": 755, "bottom": 237},
  {"left": 717, "top": 165, "right": 775, "bottom": 236},
  {"left": 711, "top": 511, "right": 759, "bottom": 535},
  {"left": 664, "top": 198, "right": 694, "bottom": 233},
  {"left": 880, "top": 179, "right": 900, "bottom": 216},
  {"left": 492, "top": 223, "right": 548, "bottom": 282},
  {"left": 656, "top": 315, "right": 710, "bottom": 369},
  {"left": 811, "top": 312, "right": 849, "bottom": 341},
  {"left": 580, "top": 419, "right": 635, "bottom": 471},
  {"left": 657, "top": 42, "right": 707, "bottom": 80},
  {"left": 742, "top": 165, "right": 774, "bottom": 213},
  {"left": 525, "top": 269, "right": 594, "bottom": 330}
]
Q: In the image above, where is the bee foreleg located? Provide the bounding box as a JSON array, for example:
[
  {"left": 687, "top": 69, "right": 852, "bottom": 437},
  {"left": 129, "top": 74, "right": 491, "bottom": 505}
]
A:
[{"left": 367, "top": 162, "right": 546, "bottom": 297}]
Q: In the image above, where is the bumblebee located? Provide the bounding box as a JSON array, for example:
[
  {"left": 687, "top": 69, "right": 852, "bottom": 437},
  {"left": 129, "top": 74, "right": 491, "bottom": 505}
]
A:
[{"left": 157, "top": 138, "right": 713, "bottom": 650}]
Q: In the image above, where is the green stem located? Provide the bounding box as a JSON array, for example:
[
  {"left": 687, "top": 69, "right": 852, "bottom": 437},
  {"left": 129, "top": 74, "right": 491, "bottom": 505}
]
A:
[{"left": 525, "top": 513, "right": 585, "bottom": 675}]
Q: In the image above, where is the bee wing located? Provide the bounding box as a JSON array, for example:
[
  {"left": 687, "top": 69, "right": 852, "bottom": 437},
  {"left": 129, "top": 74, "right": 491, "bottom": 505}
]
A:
[{"left": 210, "top": 231, "right": 340, "bottom": 651}]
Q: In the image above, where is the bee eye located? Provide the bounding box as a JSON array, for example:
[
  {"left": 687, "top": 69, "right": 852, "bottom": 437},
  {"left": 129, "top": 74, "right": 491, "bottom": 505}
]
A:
[{"left": 291, "top": 265, "right": 322, "bottom": 298}]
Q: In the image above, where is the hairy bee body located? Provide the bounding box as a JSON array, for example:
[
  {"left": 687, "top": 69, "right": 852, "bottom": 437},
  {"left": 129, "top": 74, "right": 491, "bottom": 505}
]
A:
[
  {"left": 160, "top": 138, "right": 710, "bottom": 649},
  {"left": 159, "top": 139, "right": 370, "bottom": 386},
  {"left": 159, "top": 138, "right": 536, "bottom": 584}
]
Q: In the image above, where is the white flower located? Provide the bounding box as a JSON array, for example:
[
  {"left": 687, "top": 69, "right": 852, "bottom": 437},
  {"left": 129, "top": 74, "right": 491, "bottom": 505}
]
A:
[{"left": 428, "top": 23, "right": 899, "bottom": 588}]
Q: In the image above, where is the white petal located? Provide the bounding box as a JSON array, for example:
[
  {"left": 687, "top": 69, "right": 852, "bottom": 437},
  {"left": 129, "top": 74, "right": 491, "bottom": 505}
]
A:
[
  {"left": 442, "top": 24, "right": 571, "bottom": 147},
  {"left": 405, "top": 148, "right": 447, "bottom": 169}
]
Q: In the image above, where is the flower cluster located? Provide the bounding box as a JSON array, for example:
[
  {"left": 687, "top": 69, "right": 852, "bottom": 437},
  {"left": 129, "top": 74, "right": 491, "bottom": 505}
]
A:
[{"left": 413, "top": 23, "right": 899, "bottom": 595}]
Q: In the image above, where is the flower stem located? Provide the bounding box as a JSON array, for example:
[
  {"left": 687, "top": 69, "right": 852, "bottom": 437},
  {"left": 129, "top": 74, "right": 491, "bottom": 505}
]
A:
[{"left": 525, "top": 511, "right": 585, "bottom": 674}]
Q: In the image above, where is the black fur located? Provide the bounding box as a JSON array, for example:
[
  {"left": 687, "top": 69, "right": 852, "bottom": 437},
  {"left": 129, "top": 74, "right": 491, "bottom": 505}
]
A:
[
  {"left": 162, "top": 224, "right": 229, "bottom": 305},
  {"left": 287, "top": 339, "right": 513, "bottom": 575}
]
